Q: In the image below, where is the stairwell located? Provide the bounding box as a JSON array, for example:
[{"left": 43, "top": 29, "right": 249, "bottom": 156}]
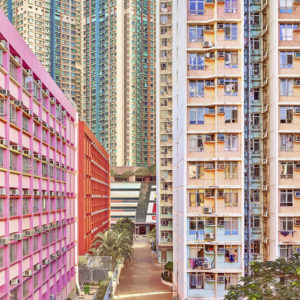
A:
[{"left": 135, "top": 182, "right": 152, "bottom": 223}]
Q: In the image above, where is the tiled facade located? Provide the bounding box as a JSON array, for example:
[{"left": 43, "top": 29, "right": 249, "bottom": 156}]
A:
[
  {"left": 172, "top": 1, "right": 244, "bottom": 298},
  {"left": 78, "top": 121, "right": 110, "bottom": 256},
  {"left": 0, "top": 10, "right": 77, "bottom": 300},
  {"left": 156, "top": 0, "right": 173, "bottom": 264}
]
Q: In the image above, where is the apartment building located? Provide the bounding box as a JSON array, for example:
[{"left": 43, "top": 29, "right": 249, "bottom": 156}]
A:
[
  {"left": 172, "top": 1, "right": 244, "bottom": 298},
  {"left": 156, "top": 0, "right": 174, "bottom": 264},
  {"left": 0, "top": 10, "right": 77, "bottom": 299},
  {"left": 0, "top": 0, "right": 83, "bottom": 117},
  {"left": 78, "top": 121, "right": 110, "bottom": 256},
  {"left": 82, "top": 0, "right": 156, "bottom": 167}
]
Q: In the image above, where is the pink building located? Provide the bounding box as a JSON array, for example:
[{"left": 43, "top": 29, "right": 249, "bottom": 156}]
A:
[{"left": 0, "top": 10, "right": 77, "bottom": 300}]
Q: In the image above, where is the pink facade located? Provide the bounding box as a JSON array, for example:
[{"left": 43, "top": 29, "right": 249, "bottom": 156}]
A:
[{"left": 0, "top": 10, "right": 77, "bottom": 300}]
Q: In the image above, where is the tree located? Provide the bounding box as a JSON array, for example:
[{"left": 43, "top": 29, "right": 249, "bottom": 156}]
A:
[{"left": 225, "top": 254, "right": 300, "bottom": 300}]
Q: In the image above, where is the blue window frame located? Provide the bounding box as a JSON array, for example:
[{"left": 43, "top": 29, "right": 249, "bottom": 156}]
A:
[
  {"left": 280, "top": 0, "right": 293, "bottom": 13},
  {"left": 224, "top": 0, "right": 237, "bottom": 13},
  {"left": 280, "top": 79, "right": 293, "bottom": 96},
  {"left": 189, "top": 0, "right": 204, "bottom": 15},
  {"left": 280, "top": 24, "right": 297, "bottom": 41},
  {"left": 189, "top": 80, "right": 204, "bottom": 97},
  {"left": 224, "top": 79, "right": 238, "bottom": 96},
  {"left": 188, "top": 25, "right": 204, "bottom": 42},
  {"left": 224, "top": 23, "right": 237, "bottom": 40},
  {"left": 280, "top": 52, "right": 293, "bottom": 68},
  {"left": 188, "top": 53, "right": 204, "bottom": 70},
  {"left": 189, "top": 107, "right": 204, "bottom": 124}
]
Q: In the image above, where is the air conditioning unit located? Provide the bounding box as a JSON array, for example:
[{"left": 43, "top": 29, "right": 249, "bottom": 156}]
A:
[
  {"left": 262, "top": 185, "right": 268, "bottom": 191},
  {"left": 203, "top": 41, "right": 213, "bottom": 48},
  {"left": 205, "top": 52, "right": 214, "bottom": 59},
  {"left": 50, "top": 222, "right": 56, "bottom": 228},
  {"left": 263, "top": 210, "right": 269, "bottom": 217},
  {"left": 34, "top": 190, "right": 40, "bottom": 196},
  {"left": 294, "top": 190, "right": 300, "bottom": 198},
  {"left": 218, "top": 220, "right": 225, "bottom": 226},
  {"left": 50, "top": 295, "right": 56, "bottom": 300},
  {"left": 0, "top": 40, "right": 7, "bottom": 48},
  {"left": 218, "top": 190, "right": 224, "bottom": 198},
  {"left": 12, "top": 145, "right": 22, "bottom": 151},
  {"left": 13, "top": 100, "right": 22, "bottom": 107},
  {"left": 23, "top": 108, "right": 33, "bottom": 116},
  {"left": 206, "top": 220, "right": 214, "bottom": 226},
  {"left": 62, "top": 220, "right": 66, "bottom": 225},
  {"left": 0, "top": 139, "right": 8, "bottom": 146},
  {"left": 42, "top": 224, "right": 49, "bottom": 231},
  {"left": 50, "top": 191, "right": 55, "bottom": 197},
  {"left": 217, "top": 162, "right": 224, "bottom": 170},
  {"left": 217, "top": 23, "right": 224, "bottom": 30},
  {"left": 34, "top": 227, "right": 42, "bottom": 234},
  {"left": 202, "top": 262, "right": 212, "bottom": 269},
  {"left": 34, "top": 153, "right": 42, "bottom": 160},
  {"left": 42, "top": 191, "right": 47, "bottom": 196},
  {"left": 62, "top": 247, "right": 66, "bottom": 253},
  {"left": 204, "top": 207, "right": 213, "bottom": 214},
  {"left": 262, "top": 159, "right": 268, "bottom": 165},
  {"left": 56, "top": 192, "right": 61, "bottom": 197},
  {"left": 10, "top": 189, "right": 19, "bottom": 196},
  {"left": 295, "top": 162, "right": 300, "bottom": 170},
  {"left": 50, "top": 254, "right": 56, "bottom": 261},
  {"left": 205, "top": 190, "right": 214, "bottom": 197},
  {"left": 205, "top": 233, "right": 214, "bottom": 240},
  {"left": 24, "top": 230, "right": 34, "bottom": 237},
  {"left": 218, "top": 247, "right": 226, "bottom": 254},
  {"left": 34, "top": 116, "right": 41, "bottom": 123},
  {"left": 56, "top": 250, "right": 61, "bottom": 256},
  {"left": 0, "top": 188, "right": 6, "bottom": 196},
  {"left": 205, "top": 80, "right": 215, "bottom": 87},
  {"left": 0, "top": 89, "right": 9, "bottom": 97},
  {"left": 23, "top": 189, "right": 30, "bottom": 196},
  {"left": 218, "top": 78, "right": 225, "bottom": 85},
  {"left": 42, "top": 258, "right": 49, "bottom": 265},
  {"left": 43, "top": 89, "right": 49, "bottom": 95},
  {"left": 23, "top": 149, "right": 32, "bottom": 156},
  {"left": 23, "top": 269, "right": 32, "bottom": 277},
  {"left": 14, "top": 56, "right": 20, "bottom": 63},
  {"left": 34, "top": 263, "right": 41, "bottom": 270},
  {"left": 218, "top": 51, "right": 225, "bottom": 58},
  {"left": 10, "top": 278, "right": 20, "bottom": 285},
  {"left": 294, "top": 218, "right": 300, "bottom": 226},
  {"left": 0, "top": 237, "right": 10, "bottom": 245},
  {"left": 218, "top": 275, "right": 225, "bottom": 282},
  {"left": 294, "top": 79, "right": 300, "bottom": 86},
  {"left": 12, "top": 233, "right": 24, "bottom": 240}
]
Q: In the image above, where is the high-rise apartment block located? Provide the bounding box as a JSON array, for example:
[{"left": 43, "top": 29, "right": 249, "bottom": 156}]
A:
[
  {"left": 0, "top": 0, "right": 82, "bottom": 116},
  {"left": 172, "top": 1, "right": 244, "bottom": 298},
  {"left": 82, "top": 0, "right": 156, "bottom": 167},
  {"left": 168, "top": 0, "right": 300, "bottom": 299},
  {"left": 0, "top": 10, "right": 77, "bottom": 299},
  {"left": 156, "top": 0, "right": 174, "bottom": 264},
  {"left": 78, "top": 121, "right": 110, "bottom": 256}
]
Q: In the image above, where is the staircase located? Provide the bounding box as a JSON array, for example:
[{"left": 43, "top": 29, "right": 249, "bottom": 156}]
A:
[{"left": 135, "top": 182, "right": 152, "bottom": 223}]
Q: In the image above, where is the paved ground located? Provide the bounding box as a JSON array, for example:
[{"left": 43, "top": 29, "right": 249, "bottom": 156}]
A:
[{"left": 114, "top": 242, "right": 173, "bottom": 300}]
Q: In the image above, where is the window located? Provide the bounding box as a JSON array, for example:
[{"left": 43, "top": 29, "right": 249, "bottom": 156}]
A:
[
  {"left": 23, "top": 156, "right": 31, "bottom": 173},
  {"left": 10, "top": 60, "right": 18, "bottom": 80},
  {"left": 10, "top": 152, "right": 18, "bottom": 171},
  {"left": 189, "top": 53, "right": 204, "bottom": 70},
  {"left": 42, "top": 232, "right": 48, "bottom": 246},
  {"left": 250, "top": 139, "right": 260, "bottom": 152},
  {"left": 280, "top": 79, "right": 293, "bottom": 96},
  {"left": 280, "top": 245, "right": 293, "bottom": 259},
  {"left": 189, "top": 25, "right": 204, "bottom": 42},
  {"left": 253, "top": 63, "right": 260, "bottom": 76},
  {"left": 251, "top": 215, "right": 260, "bottom": 229},
  {"left": 33, "top": 122, "right": 38, "bottom": 137},
  {"left": 0, "top": 98, "right": 5, "bottom": 116},
  {"left": 251, "top": 38, "right": 260, "bottom": 51},
  {"left": 224, "top": 106, "right": 238, "bottom": 123},
  {"left": 280, "top": 217, "right": 293, "bottom": 232},
  {"left": 0, "top": 49, "right": 3, "bottom": 67},
  {"left": 189, "top": 80, "right": 204, "bottom": 97},
  {"left": 42, "top": 128, "right": 47, "bottom": 142},
  {"left": 251, "top": 164, "right": 260, "bottom": 179},
  {"left": 251, "top": 113, "right": 260, "bottom": 127},
  {"left": 189, "top": 135, "right": 204, "bottom": 152},
  {"left": 280, "top": 134, "right": 293, "bottom": 151},
  {"left": 189, "top": 217, "right": 204, "bottom": 230},
  {"left": 280, "top": 24, "right": 294, "bottom": 41},
  {"left": 9, "top": 199, "right": 17, "bottom": 217},
  {"left": 251, "top": 13, "right": 260, "bottom": 26},
  {"left": 33, "top": 159, "right": 39, "bottom": 176},
  {"left": 22, "top": 115, "right": 29, "bottom": 131},
  {"left": 0, "top": 248, "right": 3, "bottom": 268},
  {"left": 280, "top": 162, "right": 294, "bottom": 179},
  {"left": 280, "top": 189, "right": 293, "bottom": 206},
  {"left": 23, "top": 198, "right": 29, "bottom": 214},
  {"left": 42, "top": 163, "right": 48, "bottom": 177},
  {"left": 42, "top": 198, "right": 47, "bottom": 212},
  {"left": 189, "top": 190, "right": 204, "bottom": 207},
  {"left": 225, "top": 274, "right": 238, "bottom": 290},
  {"left": 23, "top": 239, "right": 29, "bottom": 256},
  {"left": 224, "top": 79, "right": 238, "bottom": 95},
  {"left": 34, "top": 198, "right": 40, "bottom": 213},
  {"left": 189, "top": 162, "right": 204, "bottom": 179},
  {"left": 34, "top": 273, "right": 39, "bottom": 289},
  {"left": 251, "top": 240, "right": 261, "bottom": 254},
  {"left": 253, "top": 88, "right": 260, "bottom": 101},
  {"left": 280, "top": 52, "right": 293, "bottom": 68},
  {"left": 224, "top": 135, "right": 238, "bottom": 151},
  {"left": 10, "top": 103, "right": 17, "bottom": 125},
  {"left": 225, "top": 52, "right": 238, "bottom": 68},
  {"left": 189, "top": 107, "right": 204, "bottom": 124},
  {"left": 0, "top": 198, "right": 3, "bottom": 217},
  {"left": 23, "top": 279, "right": 29, "bottom": 298},
  {"left": 224, "top": 191, "right": 238, "bottom": 207},
  {"left": 224, "top": 0, "right": 237, "bottom": 13},
  {"left": 10, "top": 287, "right": 20, "bottom": 300},
  {"left": 189, "top": 0, "right": 204, "bottom": 15},
  {"left": 251, "top": 190, "right": 260, "bottom": 202},
  {"left": 224, "top": 162, "right": 238, "bottom": 179},
  {"left": 224, "top": 218, "right": 238, "bottom": 235},
  {"left": 190, "top": 273, "right": 204, "bottom": 289},
  {"left": 224, "top": 23, "right": 237, "bottom": 40},
  {"left": 280, "top": 0, "right": 293, "bottom": 13},
  {"left": 10, "top": 243, "right": 18, "bottom": 263},
  {"left": 280, "top": 107, "right": 293, "bottom": 123},
  {"left": 33, "top": 236, "right": 39, "bottom": 251}
]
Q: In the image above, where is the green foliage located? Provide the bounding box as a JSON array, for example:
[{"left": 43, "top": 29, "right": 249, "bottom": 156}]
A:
[
  {"left": 95, "top": 280, "right": 110, "bottom": 300},
  {"left": 89, "top": 218, "right": 134, "bottom": 265},
  {"left": 161, "top": 271, "right": 172, "bottom": 283},
  {"left": 225, "top": 254, "right": 300, "bottom": 300},
  {"left": 164, "top": 261, "right": 173, "bottom": 272}
]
